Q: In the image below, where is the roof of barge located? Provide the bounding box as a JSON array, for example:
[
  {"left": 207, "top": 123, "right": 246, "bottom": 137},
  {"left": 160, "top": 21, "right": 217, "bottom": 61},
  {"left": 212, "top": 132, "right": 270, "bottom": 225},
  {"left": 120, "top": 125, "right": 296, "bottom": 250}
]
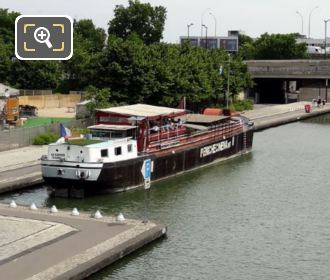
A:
[{"left": 97, "top": 104, "right": 186, "bottom": 118}]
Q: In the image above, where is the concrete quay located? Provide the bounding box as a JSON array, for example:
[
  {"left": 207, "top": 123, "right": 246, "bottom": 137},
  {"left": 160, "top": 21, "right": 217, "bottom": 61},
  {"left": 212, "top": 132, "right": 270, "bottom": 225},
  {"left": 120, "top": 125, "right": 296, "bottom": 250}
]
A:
[
  {"left": 241, "top": 101, "right": 330, "bottom": 131},
  {"left": 0, "top": 146, "right": 47, "bottom": 194},
  {"left": 0, "top": 203, "right": 166, "bottom": 280}
]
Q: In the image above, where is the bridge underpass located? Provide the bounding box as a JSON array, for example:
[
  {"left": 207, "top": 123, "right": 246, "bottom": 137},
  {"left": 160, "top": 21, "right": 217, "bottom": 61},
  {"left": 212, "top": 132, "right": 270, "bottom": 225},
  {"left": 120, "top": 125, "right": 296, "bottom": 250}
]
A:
[{"left": 246, "top": 60, "right": 330, "bottom": 104}]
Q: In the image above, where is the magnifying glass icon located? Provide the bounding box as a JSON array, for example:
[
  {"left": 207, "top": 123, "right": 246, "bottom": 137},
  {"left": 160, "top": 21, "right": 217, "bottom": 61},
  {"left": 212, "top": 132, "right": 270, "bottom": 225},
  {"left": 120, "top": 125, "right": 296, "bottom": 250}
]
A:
[{"left": 34, "top": 27, "right": 53, "bottom": 48}]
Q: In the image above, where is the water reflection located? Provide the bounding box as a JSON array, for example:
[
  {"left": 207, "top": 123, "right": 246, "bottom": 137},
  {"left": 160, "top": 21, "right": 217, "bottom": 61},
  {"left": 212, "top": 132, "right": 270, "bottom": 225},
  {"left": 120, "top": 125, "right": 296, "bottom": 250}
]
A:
[{"left": 1, "top": 116, "right": 330, "bottom": 279}]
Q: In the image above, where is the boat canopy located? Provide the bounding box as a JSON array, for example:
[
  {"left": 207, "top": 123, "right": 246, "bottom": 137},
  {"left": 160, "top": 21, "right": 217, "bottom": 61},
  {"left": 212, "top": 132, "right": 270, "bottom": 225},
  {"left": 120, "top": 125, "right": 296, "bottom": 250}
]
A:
[
  {"left": 97, "top": 104, "right": 186, "bottom": 118},
  {"left": 88, "top": 124, "right": 137, "bottom": 131}
]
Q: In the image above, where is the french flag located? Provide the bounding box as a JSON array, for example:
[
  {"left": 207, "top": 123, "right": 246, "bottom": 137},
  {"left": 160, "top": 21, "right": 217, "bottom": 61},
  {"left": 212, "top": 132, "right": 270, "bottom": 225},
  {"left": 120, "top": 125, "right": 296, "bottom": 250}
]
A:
[{"left": 60, "top": 123, "right": 71, "bottom": 138}]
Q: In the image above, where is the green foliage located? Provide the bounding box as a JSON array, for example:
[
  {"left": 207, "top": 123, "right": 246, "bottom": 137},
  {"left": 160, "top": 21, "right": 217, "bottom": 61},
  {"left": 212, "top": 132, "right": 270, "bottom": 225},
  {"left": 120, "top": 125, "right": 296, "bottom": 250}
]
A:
[
  {"left": 232, "top": 99, "right": 254, "bottom": 111},
  {"left": 253, "top": 33, "right": 307, "bottom": 59},
  {"left": 60, "top": 19, "right": 106, "bottom": 91},
  {"left": 71, "top": 127, "right": 90, "bottom": 135},
  {"left": 238, "top": 32, "right": 308, "bottom": 60},
  {"left": 93, "top": 38, "right": 252, "bottom": 108},
  {"left": 74, "top": 19, "right": 106, "bottom": 53},
  {"left": 0, "top": 8, "right": 20, "bottom": 47},
  {"left": 0, "top": 38, "right": 12, "bottom": 82},
  {"left": 1, "top": 7, "right": 252, "bottom": 112},
  {"left": 9, "top": 60, "right": 61, "bottom": 89},
  {"left": 108, "top": 0, "right": 166, "bottom": 44},
  {"left": 238, "top": 33, "right": 254, "bottom": 47},
  {"left": 67, "top": 139, "right": 101, "bottom": 146},
  {"left": 33, "top": 132, "right": 59, "bottom": 145},
  {"left": 84, "top": 86, "right": 113, "bottom": 113}
]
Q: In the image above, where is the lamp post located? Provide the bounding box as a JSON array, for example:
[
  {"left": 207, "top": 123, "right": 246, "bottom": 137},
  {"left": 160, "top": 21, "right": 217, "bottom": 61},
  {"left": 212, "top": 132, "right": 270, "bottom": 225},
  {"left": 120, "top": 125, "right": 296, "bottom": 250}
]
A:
[
  {"left": 202, "top": 24, "right": 208, "bottom": 48},
  {"left": 209, "top": 12, "right": 217, "bottom": 37},
  {"left": 226, "top": 54, "right": 231, "bottom": 109},
  {"left": 296, "top": 11, "right": 304, "bottom": 35},
  {"left": 325, "top": 19, "right": 330, "bottom": 59},
  {"left": 187, "top": 23, "right": 194, "bottom": 39},
  {"left": 201, "top": 8, "right": 210, "bottom": 37},
  {"left": 308, "top": 6, "right": 319, "bottom": 38}
]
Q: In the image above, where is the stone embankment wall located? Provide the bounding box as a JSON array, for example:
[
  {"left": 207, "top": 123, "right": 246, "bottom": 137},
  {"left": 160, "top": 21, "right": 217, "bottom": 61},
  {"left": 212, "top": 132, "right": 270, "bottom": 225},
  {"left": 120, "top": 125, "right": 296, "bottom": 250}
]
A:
[
  {"left": 299, "top": 87, "right": 328, "bottom": 102},
  {"left": 19, "top": 94, "right": 81, "bottom": 109}
]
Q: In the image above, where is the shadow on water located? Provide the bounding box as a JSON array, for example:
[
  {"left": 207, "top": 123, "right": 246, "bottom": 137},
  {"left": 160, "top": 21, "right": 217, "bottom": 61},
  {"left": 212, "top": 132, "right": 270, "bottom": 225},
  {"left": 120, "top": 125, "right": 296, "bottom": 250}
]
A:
[
  {"left": 2, "top": 115, "right": 330, "bottom": 279},
  {"left": 302, "top": 113, "right": 330, "bottom": 125},
  {"left": 0, "top": 151, "right": 253, "bottom": 280},
  {"left": 0, "top": 152, "right": 253, "bottom": 220}
]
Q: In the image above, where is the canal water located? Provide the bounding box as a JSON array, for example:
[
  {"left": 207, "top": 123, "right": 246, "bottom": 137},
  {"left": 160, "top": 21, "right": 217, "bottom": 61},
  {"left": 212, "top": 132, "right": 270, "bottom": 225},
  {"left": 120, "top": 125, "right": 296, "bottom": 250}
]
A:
[{"left": 1, "top": 115, "right": 330, "bottom": 280}]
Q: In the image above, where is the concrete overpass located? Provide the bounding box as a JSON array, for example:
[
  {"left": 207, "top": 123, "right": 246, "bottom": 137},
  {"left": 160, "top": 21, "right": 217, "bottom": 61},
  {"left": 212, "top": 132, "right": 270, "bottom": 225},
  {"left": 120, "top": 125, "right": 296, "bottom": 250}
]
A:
[{"left": 245, "top": 60, "right": 330, "bottom": 104}]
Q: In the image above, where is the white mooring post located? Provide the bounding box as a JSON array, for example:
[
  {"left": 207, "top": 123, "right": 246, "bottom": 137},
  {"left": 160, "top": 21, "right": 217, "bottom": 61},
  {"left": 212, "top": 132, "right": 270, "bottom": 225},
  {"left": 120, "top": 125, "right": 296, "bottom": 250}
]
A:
[
  {"left": 9, "top": 200, "right": 17, "bottom": 208},
  {"left": 71, "top": 208, "right": 79, "bottom": 216}
]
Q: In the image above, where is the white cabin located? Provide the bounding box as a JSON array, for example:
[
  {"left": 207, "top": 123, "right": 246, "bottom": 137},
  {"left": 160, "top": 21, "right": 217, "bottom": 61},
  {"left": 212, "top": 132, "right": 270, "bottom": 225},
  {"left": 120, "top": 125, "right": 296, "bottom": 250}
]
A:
[{"left": 47, "top": 124, "right": 138, "bottom": 163}]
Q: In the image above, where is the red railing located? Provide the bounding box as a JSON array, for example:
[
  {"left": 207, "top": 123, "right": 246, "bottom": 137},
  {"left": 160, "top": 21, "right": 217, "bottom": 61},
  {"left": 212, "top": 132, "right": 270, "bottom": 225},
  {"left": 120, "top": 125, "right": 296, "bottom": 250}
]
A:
[{"left": 147, "top": 121, "right": 244, "bottom": 152}]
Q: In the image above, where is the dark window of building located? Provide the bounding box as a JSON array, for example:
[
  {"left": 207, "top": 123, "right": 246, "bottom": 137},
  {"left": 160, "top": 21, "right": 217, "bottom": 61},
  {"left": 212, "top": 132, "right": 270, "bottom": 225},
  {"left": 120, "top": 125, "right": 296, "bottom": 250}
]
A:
[
  {"left": 115, "top": 146, "right": 122, "bottom": 156},
  {"left": 101, "top": 149, "right": 108, "bottom": 157}
]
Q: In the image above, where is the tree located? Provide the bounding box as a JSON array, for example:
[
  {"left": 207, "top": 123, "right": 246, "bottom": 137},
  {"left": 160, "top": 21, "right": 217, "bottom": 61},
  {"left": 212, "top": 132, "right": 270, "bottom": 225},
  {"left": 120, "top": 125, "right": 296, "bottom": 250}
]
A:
[
  {"left": 253, "top": 33, "right": 307, "bottom": 59},
  {"left": 108, "top": 0, "right": 167, "bottom": 44},
  {"left": 93, "top": 36, "right": 252, "bottom": 109},
  {"left": 60, "top": 19, "right": 106, "bottom": 91},
  {"left": 74, "top": 19, "right": 106, "bottom": 53},
  {"left": 9, "top": 60, "right": 61, "bottom": 89},
  {"left": 0, "top": 9, "right": 20, "bottom": 47},
  {"left": 238, "top": 33, "right": 254, "bottom": 47},
  {"left": 0, "top": 9, "right": 20, "bottom": 83},
  {"left": 84, "top": 86, "right": 116, "bottom": 114},
  {"left": 0, "top": 38, "right": 12, "bottom": 82}
]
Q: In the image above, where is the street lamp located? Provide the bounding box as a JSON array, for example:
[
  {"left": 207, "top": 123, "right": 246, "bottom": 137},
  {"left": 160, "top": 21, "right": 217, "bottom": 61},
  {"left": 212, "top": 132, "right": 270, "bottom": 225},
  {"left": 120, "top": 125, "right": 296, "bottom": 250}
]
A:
[
  {"left": 308, "top": 6, "right": 319, "bottom": 38},
  {"left": 209, "top": 12, "right": 217, "bottom": 37},
  {"left": 325, "top": 19, "right": 330, "bottom": 101},
  {"left": 325, "top": 19, "right": 330, "bottom": 59},
  {"left": 296, "top": 11, "right": 304, "bottom": 35},
  {"left": 187, "top": 23, "right": 194, "bottom": 39},
  {"left": 226, "top": 54, "right": 231, "bottom": 109},
  {"left": 219, "top": 54, "right": 231, "bottom": 108},
  {"left": 201, "top": 8, "right": 210, "bottom": 37},
  {"left": 202, "top": 24, "right": 208, "bottom": 48}
]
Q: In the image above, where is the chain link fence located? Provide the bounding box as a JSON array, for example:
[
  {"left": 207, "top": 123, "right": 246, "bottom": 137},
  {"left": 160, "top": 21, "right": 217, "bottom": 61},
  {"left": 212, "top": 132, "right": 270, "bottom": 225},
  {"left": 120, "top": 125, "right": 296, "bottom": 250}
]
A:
[{"left": 0, "top": 118, "right": 93, "bottom": 151}]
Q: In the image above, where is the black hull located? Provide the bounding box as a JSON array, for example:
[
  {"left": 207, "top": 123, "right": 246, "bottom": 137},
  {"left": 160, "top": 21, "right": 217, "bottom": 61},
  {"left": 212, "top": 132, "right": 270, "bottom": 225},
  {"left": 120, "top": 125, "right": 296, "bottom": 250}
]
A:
[{"left": 45, "top": 130, "right": 253, "bottom": 197}]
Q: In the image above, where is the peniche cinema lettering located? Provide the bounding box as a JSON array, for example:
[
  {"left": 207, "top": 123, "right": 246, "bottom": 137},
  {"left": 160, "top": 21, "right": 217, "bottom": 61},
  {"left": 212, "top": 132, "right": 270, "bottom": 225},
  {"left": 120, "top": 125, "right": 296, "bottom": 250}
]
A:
[{"left": 200, "top": 137, "right": 235, "bottom": 158}]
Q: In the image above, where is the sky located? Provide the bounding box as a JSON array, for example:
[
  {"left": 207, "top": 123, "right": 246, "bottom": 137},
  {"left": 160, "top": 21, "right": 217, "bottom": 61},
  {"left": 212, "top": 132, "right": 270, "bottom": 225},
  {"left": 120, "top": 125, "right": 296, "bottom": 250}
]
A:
[{"left": 1, "top": 0, "right": 330, "bottom": 42}]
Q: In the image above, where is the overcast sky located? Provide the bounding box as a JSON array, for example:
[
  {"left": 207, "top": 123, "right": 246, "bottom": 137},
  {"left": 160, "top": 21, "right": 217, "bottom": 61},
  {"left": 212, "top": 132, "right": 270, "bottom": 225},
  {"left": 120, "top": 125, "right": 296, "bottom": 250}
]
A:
[{"left": 1, "top": 0, "right": 330, "bottom": 42}]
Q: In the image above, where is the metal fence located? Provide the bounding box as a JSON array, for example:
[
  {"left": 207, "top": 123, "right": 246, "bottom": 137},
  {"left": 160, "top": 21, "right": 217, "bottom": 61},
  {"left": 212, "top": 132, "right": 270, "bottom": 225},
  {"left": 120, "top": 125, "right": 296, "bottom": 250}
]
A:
[
  {"left": 0, "top": 118, "right": 93, "bottom": 151},
  {"left": 19, "top": 89, "right": 53, "bottom": 96}
]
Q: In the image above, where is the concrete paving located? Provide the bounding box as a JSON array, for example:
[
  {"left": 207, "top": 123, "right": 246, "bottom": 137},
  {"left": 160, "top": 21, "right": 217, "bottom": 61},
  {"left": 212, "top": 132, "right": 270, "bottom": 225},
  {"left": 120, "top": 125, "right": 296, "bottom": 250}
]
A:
[
  {"left": 241, "top": 102, "right": 330, "bottom": 131},
  {"left": 0, "top": 145, "right": 47, "bottom": 173},
  {"left": 0, "top": 203, "right": 166, "bottom": 280},
  {"left": 0, "top": 146, "right": 47, "bottom": 194}
]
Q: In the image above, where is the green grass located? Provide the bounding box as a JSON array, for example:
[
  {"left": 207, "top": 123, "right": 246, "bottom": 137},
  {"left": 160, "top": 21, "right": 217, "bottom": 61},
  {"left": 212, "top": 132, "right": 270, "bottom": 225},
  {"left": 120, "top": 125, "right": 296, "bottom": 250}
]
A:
[
  {"left": 67, "top": 139, "right": 102, "bottom": 146},
  {"left": 23, "top": 117, "right": 73, "bottom": 128}
]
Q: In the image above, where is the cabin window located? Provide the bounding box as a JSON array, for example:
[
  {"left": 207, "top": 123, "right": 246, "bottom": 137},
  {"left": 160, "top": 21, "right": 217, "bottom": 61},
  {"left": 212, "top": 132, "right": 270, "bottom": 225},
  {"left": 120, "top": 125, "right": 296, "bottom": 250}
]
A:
[
  {"left": 115, "top": 146, "right": 122, "bottom": 156},
  {"left": 92, "top": 130, "right": 111, "bottom": 138},
  {"left": 101, "top": 149, "right": 108, "bottom": 157},
  {"left": 127, "top": 144, "right": 132, "bottom": 153}
]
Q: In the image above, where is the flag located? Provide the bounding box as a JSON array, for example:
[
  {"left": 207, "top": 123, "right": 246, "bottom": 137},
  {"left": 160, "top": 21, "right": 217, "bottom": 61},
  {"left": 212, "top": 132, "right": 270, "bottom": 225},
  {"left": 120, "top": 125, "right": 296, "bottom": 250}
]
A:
[{"left": 60, "top": 123, "right": 71, "bottom": 138}]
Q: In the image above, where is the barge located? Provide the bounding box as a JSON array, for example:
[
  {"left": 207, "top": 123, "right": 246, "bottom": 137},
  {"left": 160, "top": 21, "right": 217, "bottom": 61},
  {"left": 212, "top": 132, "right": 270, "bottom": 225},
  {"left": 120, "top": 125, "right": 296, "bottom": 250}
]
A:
[{"left": 41, "top": 104, "right": 254, "bottom": 197}]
